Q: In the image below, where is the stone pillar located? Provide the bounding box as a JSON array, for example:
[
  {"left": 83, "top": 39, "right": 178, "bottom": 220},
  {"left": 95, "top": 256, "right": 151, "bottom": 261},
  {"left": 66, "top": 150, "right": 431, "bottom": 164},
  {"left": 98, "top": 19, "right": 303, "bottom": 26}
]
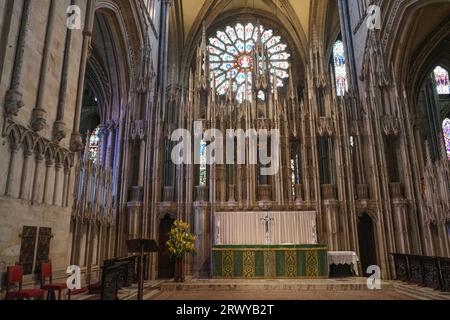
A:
[
  {"left": 127, "top": 186, "right": 144, "bottom": 239},
  {"left": 438, "top": 222, "right": 450, "bottom": 257},
  {"left": 53, "top": 162, "right": 62, "bottom": 206},
  {"left": 324, "top": 201, "right": 340, "bottom": 250},
  {"left": 295, "top": 184, "right": 303, "bottom": 202},
  {"left": 32, "top": 154, "right": 44, "bottom": 203},
  {"left": 70, "top": 0, "right": 94, "bottom": 152},
  {"left": 32, "top": 0, "right": 57, "bottom": 132},
  {"left": 42, "top": 159, "right": 54, "bottom": 204},
  {"left": 322, "top": 184, "right": 339, "bottom": 250},
  {"left": 139, "top": 139, "right": 146, "bottom": 187},
  {"left": 62, "top": 166, "right": 70, "bottom": 207},
  {"left": 19, "top": 150, "right": 32, "bottom": 199},
  {"left": 391, "top": 199, "right": 410, "bottom": 253},
  {"left": 4, "top": 0, "right": 31, "bottom": 116},
  {"left": 5, "top": 147, "right": 19, "bottom": 197},
  {"left": 193, "top": 201, "right": 209, "bottom": 278},
  {"left": 105, "top": 124, "right": 115, "bottom": 169},
  {"left": 228, "top": 184, "right": 236, "bottom": 203}
]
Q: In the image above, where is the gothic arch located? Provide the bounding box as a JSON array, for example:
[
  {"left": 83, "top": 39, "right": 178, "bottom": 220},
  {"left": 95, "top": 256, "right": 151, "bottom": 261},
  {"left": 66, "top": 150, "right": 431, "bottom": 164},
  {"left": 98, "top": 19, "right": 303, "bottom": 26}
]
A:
[
  {"left": 88, "top": 1, "right": 149, "bottom": 123},
  {"left": 21, "top": 131, "right": 35, "bottom": 155},
  {"left": 382, "top": 0, "right": 450, "bottom": 93}
]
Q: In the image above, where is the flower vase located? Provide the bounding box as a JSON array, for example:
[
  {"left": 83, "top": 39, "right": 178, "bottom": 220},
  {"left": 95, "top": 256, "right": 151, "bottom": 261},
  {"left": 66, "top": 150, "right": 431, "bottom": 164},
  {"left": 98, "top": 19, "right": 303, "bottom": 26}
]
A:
[{"left": 174, "top": 258, "right": 185, "bottom": 283}]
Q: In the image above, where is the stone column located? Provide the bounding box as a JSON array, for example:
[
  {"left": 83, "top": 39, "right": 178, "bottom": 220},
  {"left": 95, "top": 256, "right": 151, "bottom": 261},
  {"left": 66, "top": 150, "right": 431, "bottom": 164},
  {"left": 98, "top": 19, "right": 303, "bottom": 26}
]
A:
[
  {"left": 392, "top": 199, "right": 410, "bottom": 253},
  {"left": 127, "top": 186, "right": 144, "bottom": 239},
  {"left": 139, "top": 139, "right": 146, "bottom": 187},
  {"left": 438, "top": 222, "right": 450, "bottom": 257},
  {"left": 105, "top": 123, "right": 115, "bottom": 169},
  {"left": 31, "top": 0, "right": 57, "bottom": 132},
  {"left": 70, "top": 0, "right": 94, "bottom": 152},
  {"left": 322, "top": 184, "right": 339, "bottom": 250},
  {"left": 19, "top": 150, "right": 33, "bottom": 199},
  {"left": 32, "top": 153, "right": 44, "bottom": 203},
  {"left": 53, "top": 162, "right": 62, "bottom": 206},
  {"left": 193, "top": 201, "right": 209, "bottom": 278},
  {"left": 5, "top": 146, "right": 19, "bottom": 197},
  {"left": 53, "top": 0, "right": 75, "bottom": 142},
  {"left": 62, "top": 166, "right": 70, "bottom": 207},
  {"left": 42, "top": 158, "right": 54, "bottom": 204},
  {"left": 4, "top": 0, "right": 31, "bottom": 116}
]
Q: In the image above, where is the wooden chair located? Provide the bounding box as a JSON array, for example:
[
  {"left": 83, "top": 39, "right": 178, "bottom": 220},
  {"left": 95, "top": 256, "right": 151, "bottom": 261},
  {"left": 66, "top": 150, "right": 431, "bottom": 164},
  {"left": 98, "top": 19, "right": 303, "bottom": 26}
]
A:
[
  {"left": 40, "top": 261, "right": 67, "bottom": 300},
  {"left": 5, "top": 265, "right": 45, "bottom": 300}
]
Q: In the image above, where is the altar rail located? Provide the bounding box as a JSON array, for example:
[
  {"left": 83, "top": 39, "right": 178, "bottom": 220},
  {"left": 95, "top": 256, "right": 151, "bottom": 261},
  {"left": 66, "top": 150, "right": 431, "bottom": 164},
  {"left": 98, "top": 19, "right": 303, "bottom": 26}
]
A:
[{"left": 392, "top": 253, "right": 450, "bottom": 292}]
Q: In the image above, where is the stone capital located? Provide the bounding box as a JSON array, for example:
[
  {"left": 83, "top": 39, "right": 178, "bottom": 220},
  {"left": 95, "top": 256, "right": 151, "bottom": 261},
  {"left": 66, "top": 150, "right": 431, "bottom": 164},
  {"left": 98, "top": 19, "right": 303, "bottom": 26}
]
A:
[
  {"left": 4, "top": 89, "right": 24, "bottom": 116},
  {"left": 70, "top": 133, "right": 83, "bottom": 152}
]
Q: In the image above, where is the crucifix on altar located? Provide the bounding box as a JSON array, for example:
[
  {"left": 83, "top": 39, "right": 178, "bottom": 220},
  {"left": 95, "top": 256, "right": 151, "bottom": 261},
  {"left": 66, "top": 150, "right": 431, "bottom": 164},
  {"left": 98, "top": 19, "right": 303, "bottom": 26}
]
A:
[{"left": 261, "top": 211, "right": 274, "bottom": 244}]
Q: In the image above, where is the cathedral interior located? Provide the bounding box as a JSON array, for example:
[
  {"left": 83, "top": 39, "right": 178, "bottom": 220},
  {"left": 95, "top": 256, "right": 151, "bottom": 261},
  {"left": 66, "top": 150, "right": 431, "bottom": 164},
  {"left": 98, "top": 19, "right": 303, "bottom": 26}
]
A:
[{"left": 0, "top": 0, "right": 449, "bottom": 300}]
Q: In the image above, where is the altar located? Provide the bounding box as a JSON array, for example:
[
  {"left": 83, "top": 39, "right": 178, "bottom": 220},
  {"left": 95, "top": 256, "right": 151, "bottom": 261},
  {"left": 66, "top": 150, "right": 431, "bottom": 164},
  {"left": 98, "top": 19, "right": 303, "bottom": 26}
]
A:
[
  {"left": 212, "top": 245, "right": 328, "bottom": 278},
  {"left": 212, "top": 212, "right": 328, "bottom": 278}
]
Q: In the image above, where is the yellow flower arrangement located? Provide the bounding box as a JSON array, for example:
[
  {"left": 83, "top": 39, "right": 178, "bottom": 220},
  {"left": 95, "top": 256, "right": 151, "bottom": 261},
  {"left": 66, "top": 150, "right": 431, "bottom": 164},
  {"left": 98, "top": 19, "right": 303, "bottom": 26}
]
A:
[{"left": 167, "top": 220, "right": 197, "bottom": 260}]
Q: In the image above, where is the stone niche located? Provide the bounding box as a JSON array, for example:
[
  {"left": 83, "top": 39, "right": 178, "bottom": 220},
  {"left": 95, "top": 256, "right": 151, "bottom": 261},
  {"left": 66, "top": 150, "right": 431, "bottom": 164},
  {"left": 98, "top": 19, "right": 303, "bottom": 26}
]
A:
[
  {"left": 389, "top": 182, "right": 404, "bottom": 199},
  {"left": 357, "top": 184, "right": 369, "bottom": 200},
  {"left": 257, "top": 184, "right": 272, "bottom": 201},
  {"left": 321, "top": 184, "right": 337, "bottom": 200},
  {"left": 195, "top": 185, "right": 209, "bottom": 202}
]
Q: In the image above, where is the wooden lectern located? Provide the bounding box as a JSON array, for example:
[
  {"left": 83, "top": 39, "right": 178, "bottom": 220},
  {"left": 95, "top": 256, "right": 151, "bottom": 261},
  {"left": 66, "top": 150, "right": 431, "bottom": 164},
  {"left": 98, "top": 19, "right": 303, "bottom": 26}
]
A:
[{"left": 126, "top": 239, "right": 159, "bottom": 300}]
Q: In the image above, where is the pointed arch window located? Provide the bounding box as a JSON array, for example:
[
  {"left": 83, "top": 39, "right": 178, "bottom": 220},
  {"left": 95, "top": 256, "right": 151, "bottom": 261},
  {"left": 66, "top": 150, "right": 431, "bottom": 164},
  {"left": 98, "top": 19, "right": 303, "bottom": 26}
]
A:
[
  {"left": 88, "top": 127, "right": 100, "bottom": 163},
  {"left": 208, "top": 22, "right": 291, "bottom": 102},
  {"left": 333, "top": 40, "right": 348, "bottom": 96},
  {"left": 443, "top": 118, "right": 450, "bottom": 160},
  {"left": 434, "top": 66, "right": 450, "bottom": 95}
]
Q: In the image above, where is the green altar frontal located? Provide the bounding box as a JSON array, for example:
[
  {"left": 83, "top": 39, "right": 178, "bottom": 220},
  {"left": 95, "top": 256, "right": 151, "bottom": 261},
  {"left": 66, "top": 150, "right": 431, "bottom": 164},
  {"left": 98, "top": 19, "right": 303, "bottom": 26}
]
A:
[{"left": 212, "top": 245, "right": 328, "bottom": 278}]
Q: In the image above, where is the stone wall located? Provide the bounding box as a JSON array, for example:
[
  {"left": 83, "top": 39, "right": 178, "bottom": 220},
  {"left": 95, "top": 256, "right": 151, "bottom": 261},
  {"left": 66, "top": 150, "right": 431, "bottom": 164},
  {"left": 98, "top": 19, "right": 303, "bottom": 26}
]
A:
[{"left": 0, "top": 0, "right": 89, "bottom": 275}]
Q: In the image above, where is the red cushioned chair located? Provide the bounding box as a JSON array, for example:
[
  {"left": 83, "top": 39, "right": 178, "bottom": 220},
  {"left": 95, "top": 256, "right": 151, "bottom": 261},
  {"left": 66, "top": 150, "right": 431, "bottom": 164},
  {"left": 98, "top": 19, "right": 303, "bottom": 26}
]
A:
[
  {"left": 40, "top": 261, "right": 67, "bottom": 300},
  {"left": 5, "top": 265, "right": 45, "bottom": 300}
]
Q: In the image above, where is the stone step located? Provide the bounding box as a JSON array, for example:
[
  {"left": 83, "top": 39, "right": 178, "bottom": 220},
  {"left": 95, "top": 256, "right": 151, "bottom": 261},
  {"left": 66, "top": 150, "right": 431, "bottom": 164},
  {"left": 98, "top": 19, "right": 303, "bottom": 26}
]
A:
[
  {"left": 393, "top": 283, "right": 450, "bottom": 301},
  {"left": 160, "top": 278, "right": 396, "bottom": 292}
]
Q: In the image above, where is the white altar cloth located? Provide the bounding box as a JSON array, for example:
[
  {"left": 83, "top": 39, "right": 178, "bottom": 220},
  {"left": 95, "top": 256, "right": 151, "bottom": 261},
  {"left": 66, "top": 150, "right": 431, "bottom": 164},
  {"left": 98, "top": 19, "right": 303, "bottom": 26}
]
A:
[
  {"left": 327, "top": 251, "right": 360, "bottom": 276},
  {"left": 214, "top": 211, "right": 318, "bottom": 245}
]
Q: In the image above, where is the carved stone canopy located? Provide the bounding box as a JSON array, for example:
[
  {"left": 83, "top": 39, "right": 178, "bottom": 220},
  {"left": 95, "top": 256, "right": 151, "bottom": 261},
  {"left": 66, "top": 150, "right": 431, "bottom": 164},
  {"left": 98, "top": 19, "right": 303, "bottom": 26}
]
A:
[
  {"left": 317, "top": 117, "right": 335, "bottom": 137},
  {"left": 381, "top": 115, "right": 400, "bottom": 136}
]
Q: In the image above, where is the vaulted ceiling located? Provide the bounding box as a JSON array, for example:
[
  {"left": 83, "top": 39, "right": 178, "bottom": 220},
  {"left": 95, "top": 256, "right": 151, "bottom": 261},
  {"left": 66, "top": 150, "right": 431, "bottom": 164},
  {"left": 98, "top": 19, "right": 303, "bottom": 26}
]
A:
[{"left": 179, "top": 0, "right": 311, "bottom": 42}]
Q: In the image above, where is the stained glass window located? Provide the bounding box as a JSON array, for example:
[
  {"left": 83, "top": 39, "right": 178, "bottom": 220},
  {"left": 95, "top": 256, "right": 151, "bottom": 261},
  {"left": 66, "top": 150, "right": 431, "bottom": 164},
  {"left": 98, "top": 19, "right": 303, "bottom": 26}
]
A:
[
  {"left": 208, "top": 23, "right": 290, "bottom": 102},
  {"left": 199, "top": 140, "right": 207, "bottom": 186},
  {"left": 434, "top": 66, "right": 450, "bottom": 95},
  {"left": 333, "top": 40, "right": 348, "bottom": 96},
  {"left": 291, "top": 159, "right": 297, "bottom": 200},
  {"left": 88, "top": 127, "right": 100, "bottom": 162},
  {"left": 443, "top": 118, "right": 450, "bottom": 160}
]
